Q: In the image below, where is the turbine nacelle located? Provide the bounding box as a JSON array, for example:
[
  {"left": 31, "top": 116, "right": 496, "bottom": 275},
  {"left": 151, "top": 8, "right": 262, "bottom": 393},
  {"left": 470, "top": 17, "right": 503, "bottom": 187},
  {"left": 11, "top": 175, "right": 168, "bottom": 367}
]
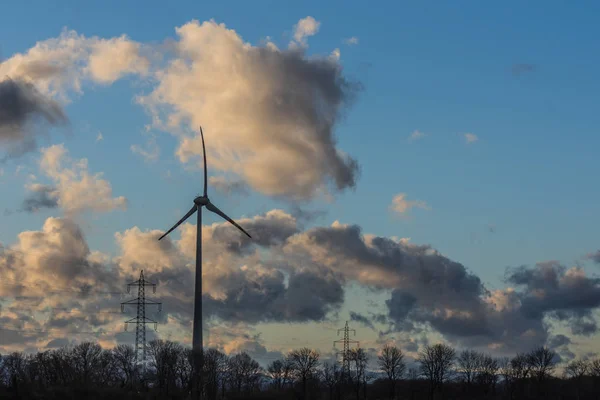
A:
[{"left": 194, "top": 196, "right": 209, "bottom": 206}]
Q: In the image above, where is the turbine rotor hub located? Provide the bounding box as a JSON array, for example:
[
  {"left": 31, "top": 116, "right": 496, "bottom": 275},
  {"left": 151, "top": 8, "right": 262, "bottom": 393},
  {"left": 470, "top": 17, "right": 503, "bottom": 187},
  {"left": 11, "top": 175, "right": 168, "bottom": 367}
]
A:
[{"left": 194, "top": 196, "right": 209, "bottom": 206}]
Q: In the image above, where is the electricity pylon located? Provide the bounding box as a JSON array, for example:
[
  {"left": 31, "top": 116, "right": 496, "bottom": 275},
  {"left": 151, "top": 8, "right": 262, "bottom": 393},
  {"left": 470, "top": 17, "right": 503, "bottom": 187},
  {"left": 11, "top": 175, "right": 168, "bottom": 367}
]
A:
[
  {"left": 121, "top": 270, "right": 162, "bottom": 365},
  {"left": 334, "top": 321, "right": 359, "bottom": 376}
]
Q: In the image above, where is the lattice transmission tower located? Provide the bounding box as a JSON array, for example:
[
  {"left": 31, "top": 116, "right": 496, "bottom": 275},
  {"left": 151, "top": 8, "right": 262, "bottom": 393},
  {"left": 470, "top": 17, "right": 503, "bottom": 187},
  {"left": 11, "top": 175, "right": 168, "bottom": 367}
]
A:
[
  {"left": 121, "top": 270, "right": 162, "bottom": 364},
  {"left": 334, "top": 321, "right": 359, "bottom": 376}
]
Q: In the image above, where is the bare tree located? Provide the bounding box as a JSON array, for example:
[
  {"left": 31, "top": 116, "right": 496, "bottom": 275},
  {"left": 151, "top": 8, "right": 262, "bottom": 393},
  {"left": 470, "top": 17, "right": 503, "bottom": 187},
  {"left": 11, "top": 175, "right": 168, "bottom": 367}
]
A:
[
  {"left": 527, "top": 346, "right": 556, "bottom": 396},
  {"left": 477, "top": 354, "right": 499, "bottom": 395},
  {"left": 71, "top": 342, "right": 103, "bottom": 387},
  {"left": 457, "top": 349, "right": 481, "bottom": 388},
  {"left": 147, "top": 339, "right": 184, "bottom": 395},
  {"left": 95, "top": 349, "right": 118, "bottom": 386},
  {"left": 565, "top": 359, "right": 589, "bottom": 400},
  {"left": 322, "top": 362, "right": 341, "bottom": 400},
  {"left": 349, "top": 348, "right": 368, "bottom": 400},
  {"left": 418, "top": 343, "right": 456, "bottom": 400},
  {"left": 112, "top": 344, "right": 137, "bottom": 388},
  {"left": 500, "top": 353, "right": 531, "bottom": 400},
  {"left": 289, "top": 348, "right": 320, "bottom": 400},
  {"left": 267, "top": 359, "right": 289, "bottom": 391},
  {"left": 227, "top": 352, "right": 262, "bottom": 394},
  {"left": 3, "top": 352, "right": 27, "bottom": 394},
  {"left": 591, "top": 359, "right": 600, "bottom": 400},
  {"left": 378, "top": 344, "right": 406, "bottom": 400},
  {"left": 591, "top": 358, "right": 600, "bottom": 377},
  {"left": 203, "top": 348, "right": 226, "bottom": 400}
]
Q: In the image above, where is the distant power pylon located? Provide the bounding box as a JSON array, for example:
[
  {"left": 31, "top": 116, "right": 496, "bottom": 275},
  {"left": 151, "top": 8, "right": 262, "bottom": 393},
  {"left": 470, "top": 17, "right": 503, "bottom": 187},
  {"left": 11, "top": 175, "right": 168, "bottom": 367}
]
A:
[
  {"left": 334, "top": 321, "right": 359, "bottom": 375},
  {"left": 121, "top": 270, "right": 162, "bottom": 364}
]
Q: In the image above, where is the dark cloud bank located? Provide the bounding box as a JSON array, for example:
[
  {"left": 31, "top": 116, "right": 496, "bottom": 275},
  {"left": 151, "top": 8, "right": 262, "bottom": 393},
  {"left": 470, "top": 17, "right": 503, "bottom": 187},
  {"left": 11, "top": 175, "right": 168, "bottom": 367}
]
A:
[
  {"left": 0, "top": 78, "right": 67, "bottom": 160},
  {"left": 1, "top": 211, "right": 600, "bottom": 356}
]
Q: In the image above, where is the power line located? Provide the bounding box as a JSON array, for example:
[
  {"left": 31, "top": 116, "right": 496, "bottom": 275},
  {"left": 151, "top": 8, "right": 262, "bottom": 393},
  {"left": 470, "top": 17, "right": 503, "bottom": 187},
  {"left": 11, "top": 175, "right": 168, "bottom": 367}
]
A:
[{"left": 121, "top": 270, "right": 162, "bottom": 365}]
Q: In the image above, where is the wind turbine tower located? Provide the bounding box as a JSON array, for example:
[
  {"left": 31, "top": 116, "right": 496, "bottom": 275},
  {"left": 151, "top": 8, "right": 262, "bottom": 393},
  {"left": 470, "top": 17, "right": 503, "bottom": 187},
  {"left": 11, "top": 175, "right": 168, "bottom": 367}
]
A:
[{"left": 158, "top": 127, "right": 251, "bottom": 396}]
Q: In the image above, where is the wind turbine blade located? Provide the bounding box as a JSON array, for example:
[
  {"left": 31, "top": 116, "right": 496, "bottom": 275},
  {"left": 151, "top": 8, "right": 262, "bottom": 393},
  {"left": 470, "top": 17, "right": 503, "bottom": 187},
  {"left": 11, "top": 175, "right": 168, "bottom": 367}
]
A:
[
  {"left": 206, "top": 202, "right": 252, "bottom": 238},
  {"left": 200, "top": 126, "right": 208, "bottom": 197},
  {"left": 158, "top": 205, "right": 197, "bottom": 241}
]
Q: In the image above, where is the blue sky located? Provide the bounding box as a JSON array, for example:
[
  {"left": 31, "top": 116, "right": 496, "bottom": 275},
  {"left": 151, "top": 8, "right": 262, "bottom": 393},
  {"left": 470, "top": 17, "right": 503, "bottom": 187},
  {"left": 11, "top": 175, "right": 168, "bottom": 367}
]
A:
[{"left": 1, "top": 0, "right": 599, "bottom": 363}]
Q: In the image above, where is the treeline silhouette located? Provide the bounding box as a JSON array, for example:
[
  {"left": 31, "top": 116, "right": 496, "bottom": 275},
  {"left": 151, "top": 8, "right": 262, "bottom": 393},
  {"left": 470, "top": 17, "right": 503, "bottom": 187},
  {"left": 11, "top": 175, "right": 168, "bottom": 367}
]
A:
[{"left": 1, "top": 340, "right": 600, "bottom": 399}]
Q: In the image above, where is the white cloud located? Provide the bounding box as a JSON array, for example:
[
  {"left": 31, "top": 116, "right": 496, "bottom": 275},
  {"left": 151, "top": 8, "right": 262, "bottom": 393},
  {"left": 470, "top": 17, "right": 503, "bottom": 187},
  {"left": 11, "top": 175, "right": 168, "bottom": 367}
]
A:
[
  {"left": 0, "top": 29, "right": 150, "bottom": 102},
  {"left": 344, "top": 37, "right": 359, "bottom": 45},
  {"left": 389, "top": 193, "right": 430, "bottom": 216},
  {"left": 292, "top": 16, "right": 321, "bottom": 47},
  {"left": 464, "top": 133, "right": 478, "bottom": 144},
  {"left": 330, "top": 48, "right": 341, "bottom": 61},
  {"left": 0, "top": 29, "right": 151, "bottom": 159},
  {"left": 137, "top": 19, "right": 359, "bottom": 200},
  {"left": 409, "top": 130, "right": 426, "bottom": 142},
  {"left": 38, "top": 144, "right": 128, "bottom": 213},
  {"left": 3, "top": 19, "right": 359, "bottom": 201},
  {"left": 86, "top": 35, "right": 150, "bottom": 84}
]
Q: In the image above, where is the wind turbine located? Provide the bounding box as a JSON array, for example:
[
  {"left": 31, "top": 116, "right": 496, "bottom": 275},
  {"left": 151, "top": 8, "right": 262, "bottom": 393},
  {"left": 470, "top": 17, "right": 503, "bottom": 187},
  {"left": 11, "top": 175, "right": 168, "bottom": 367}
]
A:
[{"left": 157, "top": 126, "right": 251, "bottom": 391}]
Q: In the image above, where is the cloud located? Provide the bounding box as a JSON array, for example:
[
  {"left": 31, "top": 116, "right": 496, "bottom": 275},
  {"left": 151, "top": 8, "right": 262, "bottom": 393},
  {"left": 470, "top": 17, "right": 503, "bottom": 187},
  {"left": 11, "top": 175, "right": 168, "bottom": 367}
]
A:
[
  {"left": 292, "top": 16, "right": 321, "bottom": 47},
  {"left": 343, "top": 37, "right": 359, "bottom": 46},
  {"left": 131, "top": 135, "right": 160, "bottom": 163},
  {"left": 586, "top": 250, "right": 600, "bottom": 264},
  {"left": 330, "top": 48, "right": 341, "bottom": 62},
  {"left": 547, "top": 334, "right": 571, "bottom": 349},
  {"left": 408, "top": 130, "right": 426, "bottom": 142},
  {"left": 114, "top": 208, "right": 344, "bottom": 326},
  {"left": 279, "top": 221, "right": 600, "bottom": 354},
  {"left": 464, "top": 133, "right": 478, "bottom": 144},
  {"left": 21, "top": 183, "right": 59, "bottom": 212},
  {"left": 0, "top": 29, "right": 151, "bottom": 101},
  {"left": 572, "top": 319, "right": 597, "bottom": 336},
  {"left": 2, "top": 209, "right": 600, "bottom": 356},
  {"left": 3, "top": 19, "right": 360, "bottom": 201},
  {"left": 506, "top": 262, "right": 600, "bottom": 335},
  {"left": 85, "top": 35, "right": 150, "bottom": 84},
  {"left": 0, "top": 217, "right": 129, "bottom": 352},
  {"left": 0, "top": 217, "right": 121, "bottom": 297},
  {"left": 38, "top": 144, "right": 128, "bottom": 213},
  {"left": 512, "top": 63, "right": 536, "bottom": 76},
  {"left": 288, "top": 205, "right": 327, "bottom": 225},
  {"left": 137, "top": 19, "right": 361, "bottom": 201},
  {"left": 205, "top": 269, "right": 344, "bottom": 324},
  {"left": 0, "top": 78, "right": 68, "bottom": 159},
  {"left": 205, "top": 209, "right": 300, "bottom": 255},
  {"left": 0, "top": 29, "right": 151, "bottom": 159},
  {"left": 389, "top": 193, "right": 430, "bottom": 216},
  {"left": 95, "top": 132, "right": 103, "bottom": 142},
  {"left": 207, "top": 325, "right": 285, "bottom": 366},
  {"left": 208, "top": 176, "right": 249, "bottom": 196},
  {"left": 547, "top": 334, "right": 575, "bottom": 363},
  {"left": 350, "top": 311, "right": 375, "bottom": 330}
]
